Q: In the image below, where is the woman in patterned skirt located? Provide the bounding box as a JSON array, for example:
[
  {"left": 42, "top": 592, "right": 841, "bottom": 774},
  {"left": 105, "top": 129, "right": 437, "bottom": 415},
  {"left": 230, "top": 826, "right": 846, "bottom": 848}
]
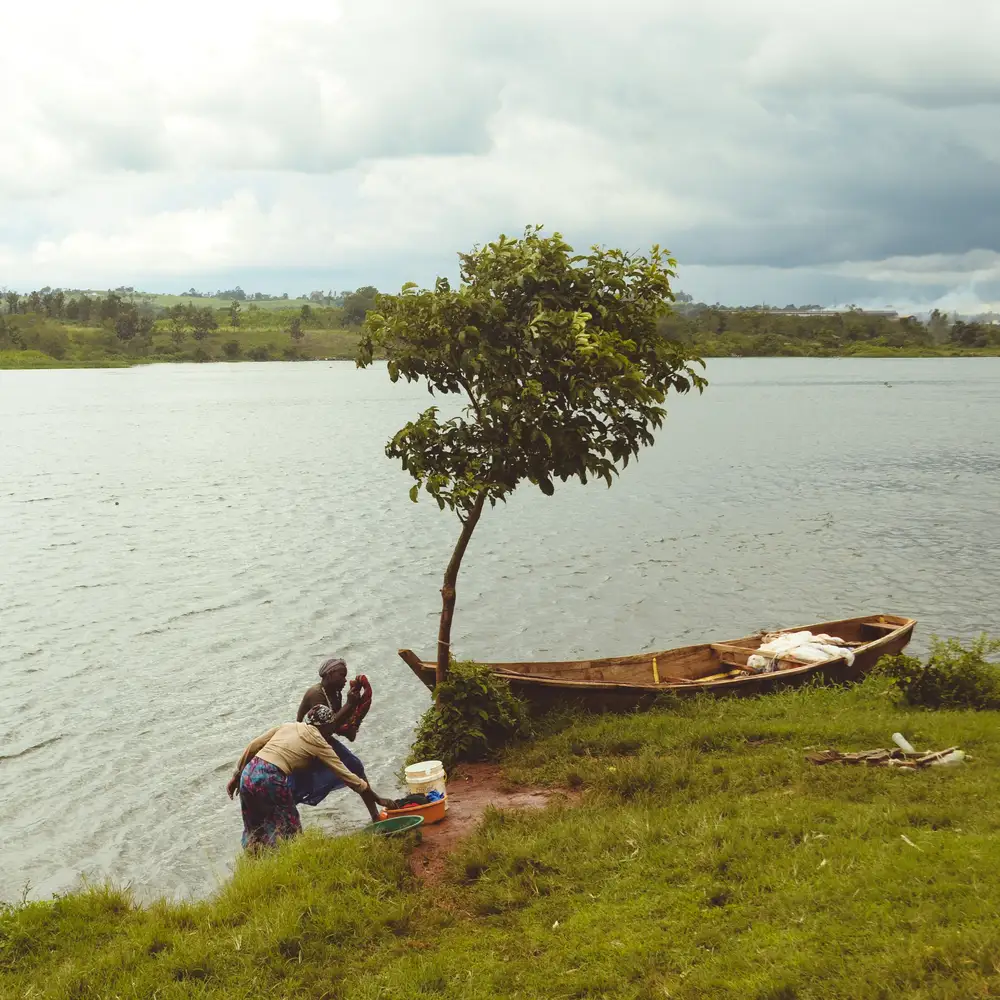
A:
[{"left": 227, "top": 705, "right": 391, "bottom": 851}]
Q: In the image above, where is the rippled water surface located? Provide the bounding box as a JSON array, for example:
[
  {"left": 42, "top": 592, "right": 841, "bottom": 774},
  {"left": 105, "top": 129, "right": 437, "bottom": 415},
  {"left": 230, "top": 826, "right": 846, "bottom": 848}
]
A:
[{"left": 2, "top": 358, "right": 998, "bottom": 900}]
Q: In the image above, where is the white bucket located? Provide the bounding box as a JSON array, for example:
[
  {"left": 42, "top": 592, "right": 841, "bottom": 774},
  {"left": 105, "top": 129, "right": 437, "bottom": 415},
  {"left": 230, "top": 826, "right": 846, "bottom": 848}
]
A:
[{"left": 404, "top": 760, "right": 448, "bottom": 810}]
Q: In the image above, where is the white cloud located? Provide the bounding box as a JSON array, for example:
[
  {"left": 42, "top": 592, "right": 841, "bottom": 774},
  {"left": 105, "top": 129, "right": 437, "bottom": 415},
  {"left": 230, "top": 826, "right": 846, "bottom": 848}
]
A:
[
  {"left": 0, "top": 0, "right": 997, "bottom": 302},
  {"left": 832, "top": 250, "right": 1000, "bottom": 286}
]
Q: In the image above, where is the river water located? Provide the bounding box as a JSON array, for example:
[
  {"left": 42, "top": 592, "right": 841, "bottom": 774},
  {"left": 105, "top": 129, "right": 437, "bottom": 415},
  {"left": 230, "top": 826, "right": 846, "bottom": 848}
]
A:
[{"left": 1, "top": 358, "right": 998, "bottom": 901}]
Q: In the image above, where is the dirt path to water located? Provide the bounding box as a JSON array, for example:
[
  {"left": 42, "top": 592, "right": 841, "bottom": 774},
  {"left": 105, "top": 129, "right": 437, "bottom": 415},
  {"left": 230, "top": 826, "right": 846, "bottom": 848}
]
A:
[{"left": 407, "top": 763, "right": 576, "bottom": 883}]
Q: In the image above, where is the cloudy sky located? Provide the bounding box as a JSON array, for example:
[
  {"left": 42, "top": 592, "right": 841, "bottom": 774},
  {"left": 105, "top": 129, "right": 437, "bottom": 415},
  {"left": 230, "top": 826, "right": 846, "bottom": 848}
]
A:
[{"left": 2, "top": 0, "right": 998, "bottom": 309}]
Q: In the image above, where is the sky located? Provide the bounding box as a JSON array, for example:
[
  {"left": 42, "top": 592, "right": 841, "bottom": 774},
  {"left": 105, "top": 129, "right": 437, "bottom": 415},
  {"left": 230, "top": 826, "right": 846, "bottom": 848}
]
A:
[{"left": 2, "top": 0, "right": 998, "bottom": 310}]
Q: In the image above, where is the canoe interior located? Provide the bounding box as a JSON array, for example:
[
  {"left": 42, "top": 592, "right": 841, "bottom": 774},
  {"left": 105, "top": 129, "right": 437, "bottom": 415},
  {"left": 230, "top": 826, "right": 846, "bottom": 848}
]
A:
[{"left": 399, "top": 614, "right": 915, "bottom": 693}]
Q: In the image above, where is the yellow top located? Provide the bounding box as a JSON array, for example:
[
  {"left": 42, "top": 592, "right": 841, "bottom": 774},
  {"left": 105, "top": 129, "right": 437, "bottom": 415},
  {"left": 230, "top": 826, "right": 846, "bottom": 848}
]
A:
[{"left": 236, "top": 723, "right": 368, "bottom": 793}]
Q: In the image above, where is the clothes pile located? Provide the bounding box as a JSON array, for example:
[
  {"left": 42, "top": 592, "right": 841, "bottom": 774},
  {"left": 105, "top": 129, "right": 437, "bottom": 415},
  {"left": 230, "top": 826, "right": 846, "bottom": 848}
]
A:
[
  {"left": 747, "top": 631, "right": 856, "bottom": 674},
  {"left": 381, "top": 790, "right": 444, "bottom": 810}
]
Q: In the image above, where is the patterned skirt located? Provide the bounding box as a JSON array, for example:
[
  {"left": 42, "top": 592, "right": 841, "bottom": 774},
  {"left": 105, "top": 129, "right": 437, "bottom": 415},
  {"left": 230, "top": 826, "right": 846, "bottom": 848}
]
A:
[{"left": 239, "top": 757, "right": 302, "bottom": 852}]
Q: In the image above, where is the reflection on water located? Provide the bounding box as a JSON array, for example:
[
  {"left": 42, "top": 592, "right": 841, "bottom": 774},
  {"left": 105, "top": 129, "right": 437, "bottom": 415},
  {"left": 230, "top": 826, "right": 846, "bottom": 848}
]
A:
[{"left": 1, "top": 357, "right": 998, "bottom": 900}]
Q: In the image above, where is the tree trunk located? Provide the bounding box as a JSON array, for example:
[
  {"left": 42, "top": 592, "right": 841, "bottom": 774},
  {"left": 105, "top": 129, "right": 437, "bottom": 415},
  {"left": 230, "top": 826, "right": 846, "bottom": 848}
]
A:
[{"left": 436, "top": 491, "right": 488, "bottom": 686}]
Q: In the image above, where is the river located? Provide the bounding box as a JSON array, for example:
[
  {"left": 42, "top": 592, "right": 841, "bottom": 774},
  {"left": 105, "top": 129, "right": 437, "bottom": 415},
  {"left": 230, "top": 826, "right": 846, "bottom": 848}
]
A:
[{"left": 1, "top": 357, "right": 998, "bottom": 901}]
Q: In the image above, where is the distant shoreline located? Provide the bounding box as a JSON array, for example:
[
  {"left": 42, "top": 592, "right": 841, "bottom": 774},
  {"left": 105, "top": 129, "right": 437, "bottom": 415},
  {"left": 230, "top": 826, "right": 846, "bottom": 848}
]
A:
[
  {"left": 4, "top": 295, "right": 998, "bottom": 368},
  {"left": 4, "top": 348, "right": 1000, "bottom": 371}
]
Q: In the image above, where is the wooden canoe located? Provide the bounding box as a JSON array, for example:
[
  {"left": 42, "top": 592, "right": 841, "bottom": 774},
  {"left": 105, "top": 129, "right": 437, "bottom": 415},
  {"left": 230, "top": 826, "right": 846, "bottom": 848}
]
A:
[{"left": 398, "top": 614, "right": 916, "bottom": 713}]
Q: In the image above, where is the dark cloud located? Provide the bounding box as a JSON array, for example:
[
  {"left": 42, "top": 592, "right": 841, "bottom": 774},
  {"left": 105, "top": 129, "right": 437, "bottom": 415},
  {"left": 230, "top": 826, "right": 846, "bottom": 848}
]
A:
[{"left": 1, "top": 0, "right": 997, "bottom": 307}]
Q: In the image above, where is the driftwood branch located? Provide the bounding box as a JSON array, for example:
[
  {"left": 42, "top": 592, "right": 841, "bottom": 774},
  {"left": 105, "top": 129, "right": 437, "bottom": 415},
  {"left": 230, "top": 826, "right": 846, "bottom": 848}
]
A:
[{"left": 806, "top": 746, "right": 963, "bottom": 769}]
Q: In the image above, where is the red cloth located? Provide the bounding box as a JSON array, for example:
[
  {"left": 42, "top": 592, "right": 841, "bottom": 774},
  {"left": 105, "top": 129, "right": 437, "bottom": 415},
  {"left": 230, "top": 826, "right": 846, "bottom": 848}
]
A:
[{"left": 335, "top": 675, "right": 372, "bottom": 735}]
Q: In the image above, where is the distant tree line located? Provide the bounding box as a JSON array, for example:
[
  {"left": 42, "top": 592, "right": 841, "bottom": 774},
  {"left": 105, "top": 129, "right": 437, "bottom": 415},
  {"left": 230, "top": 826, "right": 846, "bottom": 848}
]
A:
[
  {"left": 658, "top": 302, "right": 1000, "bottom": 355},
  {"left": 177, "top": 286, "right": 371, "bottom": 307},
  {"left": 0, "top": 283, "right": 389, "bottom": 366},
  {"left": 1, "top": 285, "right": 380, "bottom": 330},
  {"left": 3, "top": 283, "right": 999, "bottom": 364}
]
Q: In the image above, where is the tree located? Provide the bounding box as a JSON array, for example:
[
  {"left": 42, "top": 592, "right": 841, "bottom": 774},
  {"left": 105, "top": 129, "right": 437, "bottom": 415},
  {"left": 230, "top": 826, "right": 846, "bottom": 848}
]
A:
[
  {"left": 115, "top": 303, "right": 140, "bottom": 341},
  {"left": 229, "top": 299, "right": 242, "bottom": 331},
  {"left": 137, "top": 306, "right": 155, "bottom": 340},
  {"left": 928, "top": 309, "right": 950, "bottom": 344},
  {"left": 344, "top": 285, "right": 379, "bottom": 326},
  {"left": 113, "top": 300, "right": 153, "bottom": 344},
  {"left": 42, "top": 290, "right": 65, "bottom": 318},
  {"left": 0, "top": 315, "right": 23, "bottom": 349},
  {"left": 168, "top": 304, "right": 187, "bottom": 342},
  {"left": 100, "top": 291, "right": 123, "bottom": 322},
  {"left": 288, "top": 316, "right": 304, "bottom": 343},
  {"left": 65, "top": 295, "right": 92, "bottom": 322},
  {"left": 191, "top": 307, "right": 218, "bottom": 341},
  {"left": 950, "top": 319, "right": 988, "bottom": 348},
  {"left": 300, "top": 303, "right": 312, "bottom": 321},
  {"left": 3, "top": 291, "right": 18, "bottom": 315},
  {"left": 358, "top": 226, "right": 706, "bottom": 684},
  {"left": 33, "top": 326, "right": 69, "bottom": 359}
]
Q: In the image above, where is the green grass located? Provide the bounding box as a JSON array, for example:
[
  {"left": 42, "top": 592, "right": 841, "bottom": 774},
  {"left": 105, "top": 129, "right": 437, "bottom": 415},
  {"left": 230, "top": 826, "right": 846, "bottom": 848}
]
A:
[
  {"left": 4, "top": 678, "right": 1000, "bottom": 998},
  {"left": 0, "top": 349, "right": 69, "bottom": 369},
  {"left": 143, "top": 294, "right": 317, "bottom": 311}
]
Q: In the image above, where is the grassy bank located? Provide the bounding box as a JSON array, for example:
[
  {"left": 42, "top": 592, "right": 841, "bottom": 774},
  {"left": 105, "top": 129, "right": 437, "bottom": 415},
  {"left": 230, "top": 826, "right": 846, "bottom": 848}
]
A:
[{"left": 4, "top": 678, "right": 999, "bottom": 999}]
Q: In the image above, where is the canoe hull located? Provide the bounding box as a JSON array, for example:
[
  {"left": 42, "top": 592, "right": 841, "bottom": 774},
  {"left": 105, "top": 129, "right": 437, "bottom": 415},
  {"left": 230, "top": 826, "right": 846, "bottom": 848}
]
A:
[{"left": 398, "top": 614, "right": 916, "bottom": 713}]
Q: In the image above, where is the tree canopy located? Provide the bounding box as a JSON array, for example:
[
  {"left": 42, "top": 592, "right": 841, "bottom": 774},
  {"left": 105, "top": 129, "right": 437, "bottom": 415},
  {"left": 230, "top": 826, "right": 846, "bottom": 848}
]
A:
[
  {"left": 343, "top": 286, "right": 379, "bottom": 326},
  {"left": 360, "top": 227, "right": 705, "bottom": 512}
]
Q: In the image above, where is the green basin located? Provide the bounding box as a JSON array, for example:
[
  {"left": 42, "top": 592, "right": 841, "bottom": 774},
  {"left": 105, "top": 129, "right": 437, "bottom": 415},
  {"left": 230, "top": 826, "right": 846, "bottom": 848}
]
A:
[{"left": 364, "top": 815, "right": 424, "bottom": 837}]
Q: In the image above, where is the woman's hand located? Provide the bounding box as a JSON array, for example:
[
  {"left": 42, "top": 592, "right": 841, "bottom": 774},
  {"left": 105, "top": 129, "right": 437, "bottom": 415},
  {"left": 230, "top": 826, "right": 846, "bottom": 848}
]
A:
[
  {"left": 226, "top": 773, "right": 240, "bottom": 800},
  {"left": 359, "top": 786, "right": 384, "bottom": 823}
]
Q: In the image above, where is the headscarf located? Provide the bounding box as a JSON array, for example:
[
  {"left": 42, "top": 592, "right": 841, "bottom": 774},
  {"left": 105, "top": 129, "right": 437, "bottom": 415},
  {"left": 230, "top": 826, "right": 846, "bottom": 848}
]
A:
[
  {"left": 304, "top": 705, "right": 335, "bottom": 727},
  {"left": 318, "top": 657, "right": 347, "bottom": 680}
]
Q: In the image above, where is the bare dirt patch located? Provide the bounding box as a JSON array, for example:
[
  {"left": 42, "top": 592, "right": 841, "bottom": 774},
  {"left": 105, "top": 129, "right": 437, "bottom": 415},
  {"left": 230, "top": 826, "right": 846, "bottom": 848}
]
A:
[{"left": 407, "top": 763, "right": 576, "bottom": 883}]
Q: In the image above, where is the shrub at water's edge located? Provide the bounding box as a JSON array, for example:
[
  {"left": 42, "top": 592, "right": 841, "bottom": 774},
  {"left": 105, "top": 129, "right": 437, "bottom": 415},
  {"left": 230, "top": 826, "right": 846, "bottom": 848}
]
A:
[
  {"left": 407, "top": 661, "right": 533, "bottom": 772},
  {"left": 876, "top": 634, "right": 1000, "bottom": 709}
]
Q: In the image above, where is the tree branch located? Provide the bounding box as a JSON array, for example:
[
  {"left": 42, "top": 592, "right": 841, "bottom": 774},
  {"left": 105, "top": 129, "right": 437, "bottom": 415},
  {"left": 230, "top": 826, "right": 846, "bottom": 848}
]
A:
[{"left": 456, "top": 373, "right": 484, "bottom": 422}]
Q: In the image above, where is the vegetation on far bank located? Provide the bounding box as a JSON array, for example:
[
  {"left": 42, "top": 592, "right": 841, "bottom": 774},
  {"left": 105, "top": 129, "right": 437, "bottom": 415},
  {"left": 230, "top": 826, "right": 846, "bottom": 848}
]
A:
[
  {"left": 5, "top": 665, "right": 1000, "bottom": 999},
  {"left": 0, "top": 286, "right": 379, "bottom": 369},
  {"left": 2, "top": 283, "right": 999, "bottom": 369}
]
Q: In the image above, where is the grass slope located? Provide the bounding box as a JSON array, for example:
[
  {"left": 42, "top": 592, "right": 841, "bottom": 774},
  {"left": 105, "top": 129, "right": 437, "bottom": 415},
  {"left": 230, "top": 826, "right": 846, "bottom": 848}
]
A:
[
  {"left": 3, "top": 679, "right": 999, "bottom": 999},
  {"left": 143, "top": 295, "right": 317, "bottom": 311}
]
